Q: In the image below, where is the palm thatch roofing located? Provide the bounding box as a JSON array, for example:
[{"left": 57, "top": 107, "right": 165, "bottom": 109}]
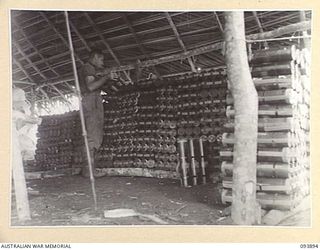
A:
[{"left": 11, "top": 10, "right": 312, "bottom": 102}]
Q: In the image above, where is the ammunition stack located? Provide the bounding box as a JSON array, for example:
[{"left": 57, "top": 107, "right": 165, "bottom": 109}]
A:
[
  {"left": 221, "top": 46, "right": 310, "bottom": 210},
  {"left": 155, "top": 83, "right": 179, "bottom": 171},
  {"left": 95, "top": 94, "right": 118, "bottom": 167},
  {"left": 176, "top": 71, "right": 228, "bottom": 186},
  {"left": 35, "top": 111, "right": 83, "bottom": 171},
  {"left": 34, "top": 70, "right": 230, "bottom": 181},
  {"left": 100, "top": 80, "right": 179, "bottom": 178}
]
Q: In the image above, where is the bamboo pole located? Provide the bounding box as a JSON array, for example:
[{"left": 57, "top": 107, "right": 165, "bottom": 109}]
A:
[
  {"left": 64, "top": 11, "right": 97, "bottom": 210},
  {"left": 224, "top": 11, "right": 259, "bottom": 225}
]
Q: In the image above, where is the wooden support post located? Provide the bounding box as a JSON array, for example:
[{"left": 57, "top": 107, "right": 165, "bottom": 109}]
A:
[
  {"left": 224, "top": 11, "right": 259, "bottom": 225},
  {"left": 12, "top": 119, "right": 31, "bottom": 221},
  {"left": 64, "top": 11, "right": 98, "bottom": 210}
]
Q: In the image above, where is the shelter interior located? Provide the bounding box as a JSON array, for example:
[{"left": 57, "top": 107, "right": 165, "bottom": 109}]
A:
[{"left": 11, "top": 10, "right": 311, "bottom": 226}]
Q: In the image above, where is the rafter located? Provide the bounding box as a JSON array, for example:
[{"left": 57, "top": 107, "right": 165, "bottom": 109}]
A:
[
  {"left": 63, "top": 82, "right": 76, "bottom": 93},
  {"left": 213, "top": 12, "right": 224, "bottom": 32},
  {"left": 13, "top": 80, "right": 37, "bottom": 85},
  {"left": 12, "top": 19, "right": 61, "bottom": 78},
  {"left": 69, "top": 20, "right": 91, "bottom": 52},
  {"left": 39, "top": 11, "right": 84, "bottom": 65},
  {"left": 122, "top": 13, "right": 161, "bottom": 79},
  {"left": 252, "top": 11, "right": 268, "bottom": 48},
  {"left": 12, "top": 57, "right": 35, "bottom": 83},
  {"left": 13, "top": 42, "right": 47, "bottom": 81},
  {"left": 165, "top": 12, "right": 196, "bottom": 72},
  {"left": 50, "top": 85, "right": 72, "bottom": 105},
  {"left": 30, "top": 19, "right": 311, "bottom": 88},
  {"left": 83, "top": 12, "right": 132, "bottom": 83}
]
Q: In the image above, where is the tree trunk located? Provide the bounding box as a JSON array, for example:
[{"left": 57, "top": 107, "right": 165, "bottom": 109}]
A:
[{"left": 223, "top": 11, "right": 259, "bottom": 225}]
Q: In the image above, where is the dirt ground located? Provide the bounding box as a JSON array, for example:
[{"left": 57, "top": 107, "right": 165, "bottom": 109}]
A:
[{"left": 11, "top": 175, "right": 233, "bottom": 226}]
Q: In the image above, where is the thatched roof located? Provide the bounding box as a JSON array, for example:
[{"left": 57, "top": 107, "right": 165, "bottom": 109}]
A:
[{"left": 11, "top": 10, "right": 311, "bottom": 101}]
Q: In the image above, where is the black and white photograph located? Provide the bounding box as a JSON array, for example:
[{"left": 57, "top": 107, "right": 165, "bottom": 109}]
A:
[{"left": 10, "top": 9, "right": 312, "bottom": 227}]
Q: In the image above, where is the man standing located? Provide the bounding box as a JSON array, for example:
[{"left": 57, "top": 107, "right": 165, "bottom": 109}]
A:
[{"left": 79, "top": 49, "right": 116, "bottom": 177}]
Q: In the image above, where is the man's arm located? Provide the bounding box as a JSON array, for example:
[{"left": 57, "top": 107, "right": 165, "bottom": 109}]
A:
[{"left": 85, "top": 75, "right": 110, "bottom": 92}]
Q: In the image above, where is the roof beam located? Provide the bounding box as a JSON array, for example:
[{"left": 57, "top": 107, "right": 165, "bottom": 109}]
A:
[
  {"left": 12, "top": 57, "right": 35, "bottom": 83},
  {"left": 50, "top": 85, "right": 72, "bottom": 105},
  {"left": 17, "top": 20, "right": 311, "bottom": 87},
  {"left": 165, "top": 12, "right": 197, "bottom": 72},
  {"left": 12, "top": 42, "right": 47, "bottom": 81},
  {"left": 12, "top": 80, "right": 37, "bottom": 85},
  {"left": 122, "top": 13, "right": 161, "bottom": 79},
  {"left": 83, "top": 12, "right": 132, "bottom": 83},
  {"left": 64, "top": 82, "right": 76, "bottom": 93},
  {"left": 69, "top": 19, "right": 91, "bottom": 52},
  {"left": 12, "top": 19, "right": 61, "bottom": 78},
  {"left": 252, "top": 11, "right": 269, "bottom": 48},
  {"left": 213, "top": 12, "right": 224, "bottom": 32},
  {"left": 39, "top": 11, "right": 84, "bottom": 65},
  {"left": 115, "top": 20, "right": 312, "bottom": 71},
  {"left": 39, "top": 88, "right": 50, "bottom": 100}
]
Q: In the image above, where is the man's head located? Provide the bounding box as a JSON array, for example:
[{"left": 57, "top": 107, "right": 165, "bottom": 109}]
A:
[{"left": 89, "top": 49, "right": 105, "bottom": 69}]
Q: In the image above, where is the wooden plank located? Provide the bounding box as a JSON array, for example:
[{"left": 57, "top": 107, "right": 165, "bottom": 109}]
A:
[
  {"left": 25, "top": 168, "right": 81, "bottom": 180},
  {"left": 99, "top": 167, "right": 180, "bottom": 179}
]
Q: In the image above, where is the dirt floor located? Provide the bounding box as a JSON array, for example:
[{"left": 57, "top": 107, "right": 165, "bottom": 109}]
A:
[{"left": 11, "top": 175, "right": 233, "bottom": 226}]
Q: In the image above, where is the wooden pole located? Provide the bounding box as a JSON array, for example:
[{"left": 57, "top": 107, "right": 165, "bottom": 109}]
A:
[
  {"left": 64, "top": 11, "right": 98, "bottom": 210},
  {"left": 12, "top": 120, "right": 31, "bottom": 221},
  {"left": 224, "top": 11, "right": 259, "bottom": 225},
  {"left": 189, "top": 139, "right": 197, "bottom": 185}
]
